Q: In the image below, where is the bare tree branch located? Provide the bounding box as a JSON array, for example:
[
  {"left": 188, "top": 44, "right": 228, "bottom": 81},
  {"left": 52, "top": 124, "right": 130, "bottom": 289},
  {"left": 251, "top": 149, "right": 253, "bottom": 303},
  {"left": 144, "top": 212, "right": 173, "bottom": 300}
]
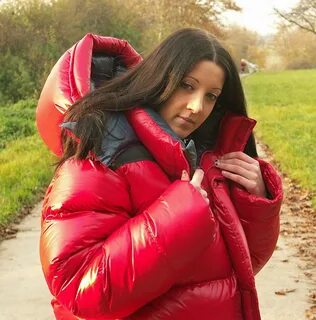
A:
[{"left": 274, "top": 0, "right": 316, "bottom": 35}]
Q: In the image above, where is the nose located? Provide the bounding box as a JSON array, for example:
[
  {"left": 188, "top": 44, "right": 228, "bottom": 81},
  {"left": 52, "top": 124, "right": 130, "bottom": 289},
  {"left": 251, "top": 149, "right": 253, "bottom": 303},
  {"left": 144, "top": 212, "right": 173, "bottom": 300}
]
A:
[{"left": 187, "top": 94, "right": 203, "bottom": 114}]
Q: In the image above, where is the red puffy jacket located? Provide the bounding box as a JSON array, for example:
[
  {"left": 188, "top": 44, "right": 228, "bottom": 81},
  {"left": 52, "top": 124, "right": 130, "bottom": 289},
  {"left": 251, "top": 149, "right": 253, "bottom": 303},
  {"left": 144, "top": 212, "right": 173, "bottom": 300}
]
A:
[{"left": 38, "top": 34, "right": 283, "bottom": 320}]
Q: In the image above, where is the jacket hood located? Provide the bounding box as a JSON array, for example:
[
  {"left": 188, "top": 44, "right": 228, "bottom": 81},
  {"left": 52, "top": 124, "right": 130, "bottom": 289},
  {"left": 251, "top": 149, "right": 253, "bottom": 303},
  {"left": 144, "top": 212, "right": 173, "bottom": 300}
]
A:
[{"left": 36, "top": 33, "right": 142, "bottom": 156}]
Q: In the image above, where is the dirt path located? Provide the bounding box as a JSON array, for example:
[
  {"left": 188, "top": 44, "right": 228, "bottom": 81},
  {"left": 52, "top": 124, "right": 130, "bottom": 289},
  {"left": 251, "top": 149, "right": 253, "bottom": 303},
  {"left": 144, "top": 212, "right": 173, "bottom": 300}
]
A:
[
  {"left": 0, "top": 142, "right": 315, "bottom": 320},
  {"left": 0, "top": 202, "right": 54, "bottom": 320},
  {"left": 256, "top": 142, "right": 316, "bottom": 320}
]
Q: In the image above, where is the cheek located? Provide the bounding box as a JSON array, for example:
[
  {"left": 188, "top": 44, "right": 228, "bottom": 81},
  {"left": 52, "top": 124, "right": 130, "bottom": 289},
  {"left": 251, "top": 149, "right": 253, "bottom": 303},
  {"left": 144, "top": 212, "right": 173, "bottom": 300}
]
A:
[
  {"left": 160, "top": 97, "right": 181, "bottom": 118},
  {"left": 159, "top": 103, "right": 175, "bottom": 123},
  {"left": 160, "top": 103, "right": 172, "bottom": 120}
]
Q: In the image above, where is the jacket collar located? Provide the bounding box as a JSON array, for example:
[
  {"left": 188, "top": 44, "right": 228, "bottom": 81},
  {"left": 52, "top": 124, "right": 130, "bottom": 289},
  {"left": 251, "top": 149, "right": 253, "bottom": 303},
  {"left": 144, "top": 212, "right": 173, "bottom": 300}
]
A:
[
  {"left": 214, "top": 112, "right": 256, "bottom": 155},
  {"left": 62, "top": 107, "right": 256, "bottom": 179},
  {"left": 126, "top": 108, "right": 256, "bottom": 179},
  {"left": 126, "top": 108, "right": 192, "bottom": 180}
]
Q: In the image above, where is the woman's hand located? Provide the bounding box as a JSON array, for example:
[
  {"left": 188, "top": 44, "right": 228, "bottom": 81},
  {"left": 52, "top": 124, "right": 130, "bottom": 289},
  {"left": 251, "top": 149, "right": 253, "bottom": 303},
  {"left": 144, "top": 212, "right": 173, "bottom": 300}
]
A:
[
  {"left": 215, "top": 151, "right": 267, "bottom": 198},
  {"left": 181, "top": 169, "right": 209, "bottom": 204}
]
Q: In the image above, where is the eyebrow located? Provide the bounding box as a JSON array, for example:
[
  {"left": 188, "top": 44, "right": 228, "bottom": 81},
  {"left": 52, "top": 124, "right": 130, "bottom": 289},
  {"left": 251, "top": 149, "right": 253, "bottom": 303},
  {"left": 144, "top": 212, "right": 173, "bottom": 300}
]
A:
[{"left": 186, "top": 76, "right": 222, "bottom": 91}]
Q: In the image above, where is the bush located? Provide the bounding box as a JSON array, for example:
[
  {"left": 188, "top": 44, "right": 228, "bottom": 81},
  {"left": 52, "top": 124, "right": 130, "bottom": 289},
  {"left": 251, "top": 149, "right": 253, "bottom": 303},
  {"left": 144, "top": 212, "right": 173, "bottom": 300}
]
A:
[{"left": 0, "top": 52, "right": 37, "bottom": 103}]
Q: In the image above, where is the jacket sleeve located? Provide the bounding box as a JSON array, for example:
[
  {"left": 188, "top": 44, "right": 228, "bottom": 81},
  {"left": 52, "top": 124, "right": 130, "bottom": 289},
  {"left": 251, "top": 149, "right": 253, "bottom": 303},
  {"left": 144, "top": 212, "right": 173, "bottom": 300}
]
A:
[
  {"left": 230, "top": 159, "right": 283, "bottom": 274},
  {"left": 40, "top": 159, "right": 215, "bottom": 319}
]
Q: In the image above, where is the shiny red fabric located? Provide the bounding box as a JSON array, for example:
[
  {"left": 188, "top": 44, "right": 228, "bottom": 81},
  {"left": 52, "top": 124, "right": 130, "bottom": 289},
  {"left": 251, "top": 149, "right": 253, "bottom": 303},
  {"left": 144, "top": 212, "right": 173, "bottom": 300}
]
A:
[
  {"left": 36, "top": 33, "right": 142, "bottom": 156},
  {"left": 38, "top": 35, "right": 283, "bottom": 320}
]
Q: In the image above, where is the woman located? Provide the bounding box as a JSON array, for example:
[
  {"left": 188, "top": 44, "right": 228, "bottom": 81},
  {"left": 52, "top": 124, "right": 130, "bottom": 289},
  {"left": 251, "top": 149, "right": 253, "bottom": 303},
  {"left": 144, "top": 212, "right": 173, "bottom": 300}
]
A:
[{"left": 38, "top": 28, "right": 282, "bottom": 320}]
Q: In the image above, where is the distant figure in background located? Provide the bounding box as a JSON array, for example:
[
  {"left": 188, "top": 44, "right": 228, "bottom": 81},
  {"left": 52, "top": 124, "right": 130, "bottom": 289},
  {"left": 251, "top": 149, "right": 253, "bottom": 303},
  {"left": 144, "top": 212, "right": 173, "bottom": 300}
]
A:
[
  {"left": 240, "top": 58, "right": 258, "bottom": 74},
  {"left": 240, "top": 58, "right": 247, "bottom": 73}
]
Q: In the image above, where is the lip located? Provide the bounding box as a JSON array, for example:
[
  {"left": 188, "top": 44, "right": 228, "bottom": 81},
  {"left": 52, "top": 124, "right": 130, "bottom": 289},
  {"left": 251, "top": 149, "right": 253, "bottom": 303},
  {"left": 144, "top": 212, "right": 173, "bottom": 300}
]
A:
[{"left": 177, "top": 115, "right": 195, "bottom": 124}]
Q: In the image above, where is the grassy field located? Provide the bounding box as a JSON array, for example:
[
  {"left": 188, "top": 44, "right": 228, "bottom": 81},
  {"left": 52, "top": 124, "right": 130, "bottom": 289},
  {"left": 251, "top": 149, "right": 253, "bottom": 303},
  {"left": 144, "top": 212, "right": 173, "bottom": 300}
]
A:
[
  {"left": 0, "top": 100, "right": 54, "bottom": 230},
  {"left": 243, "top": 69, "right": 316, "bottom": 207},
  {"left": 0, "top": 100, "right": 37, "bottom": 150}
]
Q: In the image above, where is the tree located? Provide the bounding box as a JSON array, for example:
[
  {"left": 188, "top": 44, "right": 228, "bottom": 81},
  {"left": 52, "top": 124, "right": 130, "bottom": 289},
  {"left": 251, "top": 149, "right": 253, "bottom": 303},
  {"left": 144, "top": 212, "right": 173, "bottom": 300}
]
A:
[
  {"left": 0, "top": 0, "right": 144, "bottom": 102},
  {"left": 0, "top": 0, "right": 241, "bottom": 102},
  {"left": 270, "top": 26, "right": 316, "bottom": 69},
  {"left": 116, "top": 0, "right": 241, "bottom": 52},
  {"left": 274, "top": 0, "right": 316, "bottom": 35},
  {"left": 223, "top": 25, "right": 268, "bottom": 70}
]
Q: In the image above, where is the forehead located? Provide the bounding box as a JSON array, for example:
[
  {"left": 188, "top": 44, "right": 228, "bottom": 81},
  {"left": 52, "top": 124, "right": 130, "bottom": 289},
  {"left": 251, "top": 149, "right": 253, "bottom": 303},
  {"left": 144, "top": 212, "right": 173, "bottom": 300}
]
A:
[{"left": 185, "top": 60, "right": 225, "bottom": 89}]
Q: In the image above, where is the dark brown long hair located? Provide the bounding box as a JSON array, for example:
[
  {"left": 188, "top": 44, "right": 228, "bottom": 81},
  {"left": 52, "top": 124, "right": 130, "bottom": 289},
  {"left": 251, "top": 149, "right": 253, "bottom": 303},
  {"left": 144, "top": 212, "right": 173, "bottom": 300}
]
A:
[{"left": 58, "top": 28, "right": 257, "bottom": 168}]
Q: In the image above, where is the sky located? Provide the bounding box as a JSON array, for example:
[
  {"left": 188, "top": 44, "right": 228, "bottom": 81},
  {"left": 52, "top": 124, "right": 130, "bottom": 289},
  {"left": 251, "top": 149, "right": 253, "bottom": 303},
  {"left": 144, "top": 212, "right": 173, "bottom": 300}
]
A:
[{"left": 223, "top": 0, "right": 300, "bottom": 36}]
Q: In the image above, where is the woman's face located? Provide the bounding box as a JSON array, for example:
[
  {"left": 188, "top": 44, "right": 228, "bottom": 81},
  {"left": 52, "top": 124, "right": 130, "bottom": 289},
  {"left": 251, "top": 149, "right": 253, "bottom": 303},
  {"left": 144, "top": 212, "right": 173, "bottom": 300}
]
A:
[{"left": 159, "top": 60, "right": 225, "bottom": 139}]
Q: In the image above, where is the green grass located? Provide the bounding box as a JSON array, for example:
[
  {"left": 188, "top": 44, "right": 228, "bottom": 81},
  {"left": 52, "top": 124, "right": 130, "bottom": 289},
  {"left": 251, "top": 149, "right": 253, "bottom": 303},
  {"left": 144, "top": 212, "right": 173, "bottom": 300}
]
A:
[
  {"left": 0, "top": 134, "right": 54, "bottom": 227},
  {"left": 0, "top": 98, "right": 55, "bottom": 230},
  {"left": 243, "top": 69, "right": 316, "bottom": 207}
]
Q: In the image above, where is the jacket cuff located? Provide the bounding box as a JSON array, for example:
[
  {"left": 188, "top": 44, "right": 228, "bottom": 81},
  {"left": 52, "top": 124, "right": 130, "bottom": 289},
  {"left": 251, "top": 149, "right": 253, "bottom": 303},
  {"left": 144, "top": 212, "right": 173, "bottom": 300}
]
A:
[
  {"left": 231, "top": 159, "right": 283, "bottom": 221},
  {"left": 144, "top": 180, "right": 215, "bottom": 273}
]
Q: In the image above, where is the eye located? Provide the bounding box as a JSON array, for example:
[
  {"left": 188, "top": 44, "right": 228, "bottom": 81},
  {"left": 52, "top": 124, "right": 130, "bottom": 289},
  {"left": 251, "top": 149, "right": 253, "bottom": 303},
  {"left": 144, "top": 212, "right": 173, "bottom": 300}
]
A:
[
  {"left": 206, "top": 93, "right": 218, "bottom": 101},
  {"left": 180, "top": 82, "right": 194, "bottom": 91}
]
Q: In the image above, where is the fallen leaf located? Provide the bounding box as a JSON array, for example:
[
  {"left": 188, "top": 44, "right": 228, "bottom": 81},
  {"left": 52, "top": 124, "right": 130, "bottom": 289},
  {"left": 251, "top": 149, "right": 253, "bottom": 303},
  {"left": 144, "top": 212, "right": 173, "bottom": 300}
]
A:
[
  {"left": 304, "top": 272, "right": 313, "bottom": 278},
  {"left": 275, "top": 288, "right": 296, "bottom": 295}
]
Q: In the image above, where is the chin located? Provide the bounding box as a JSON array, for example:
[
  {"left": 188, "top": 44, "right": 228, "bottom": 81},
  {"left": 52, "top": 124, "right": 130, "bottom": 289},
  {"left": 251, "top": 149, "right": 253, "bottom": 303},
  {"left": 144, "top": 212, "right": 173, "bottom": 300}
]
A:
[
  {"left": 177, "top": 131, "right": 190, "bottom": 139},
  {"left": 172, "top": 126, "right": 191, "bottom": 139}
]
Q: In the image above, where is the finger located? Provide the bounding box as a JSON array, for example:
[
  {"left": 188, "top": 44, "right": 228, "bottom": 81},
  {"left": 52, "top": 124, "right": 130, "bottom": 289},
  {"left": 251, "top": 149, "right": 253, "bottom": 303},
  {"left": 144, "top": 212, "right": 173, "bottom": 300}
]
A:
[
  {"left": 222, "top": 160, "right": 259, "bottom": 174},
  {"left": 222, "top": 170, "right": 267, "bottom": 197},
  {"left": 197, "top": 187, "right": 209, "bottom": 204},
  {"left": 221, "top": 164, "right": 256, "bottom": 180},
  {"left": 220, "top": 152, "right": 257, "bottom": 164},
  {"left": 191, "top": 168, "right": 204, "bottom": 187},
  {"left": 216, "top": 161, "right": 257, "bottom": 180},
  {"left": 181, "top": 170, "right": 190, "bottom": 181},
  {"left": 216, "top": 158, "right": 254, "bottom": 171},
  {"left": 200, "top": 188, "right": 208, "bottom": 199},
  {"left": 221, "top": 170, "right": 256, "bottom": 191}
]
